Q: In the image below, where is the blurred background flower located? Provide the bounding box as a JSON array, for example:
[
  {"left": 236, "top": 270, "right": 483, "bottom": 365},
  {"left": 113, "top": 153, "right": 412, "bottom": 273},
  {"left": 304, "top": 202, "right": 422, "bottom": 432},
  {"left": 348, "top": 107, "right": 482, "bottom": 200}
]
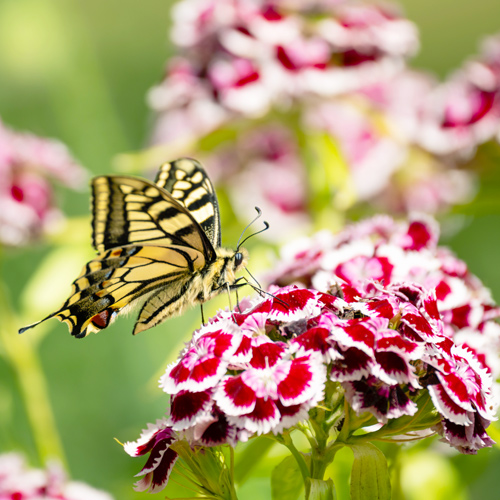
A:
[
  {"left": 0, "top": 118, "right": 86, "bottom": 246},
  {"left": 130, "top": 0, "right": 500, "bottom": 237},
  {"left": 0, "top": 452, "right": 114, "bottom": 500}
]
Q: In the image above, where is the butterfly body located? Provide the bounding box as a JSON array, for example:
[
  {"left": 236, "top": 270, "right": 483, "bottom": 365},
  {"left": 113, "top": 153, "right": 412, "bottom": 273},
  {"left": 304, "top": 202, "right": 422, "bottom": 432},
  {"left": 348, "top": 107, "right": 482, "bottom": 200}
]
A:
[{"left": 19, "top": 159, "right": 248, "bottom": 338}]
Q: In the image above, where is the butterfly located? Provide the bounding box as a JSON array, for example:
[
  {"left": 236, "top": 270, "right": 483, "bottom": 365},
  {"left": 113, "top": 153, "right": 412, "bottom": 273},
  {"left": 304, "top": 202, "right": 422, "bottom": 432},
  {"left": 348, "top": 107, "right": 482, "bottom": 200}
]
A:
[{"left": 19, "top": 158, "right": 250, "bottom": 338}]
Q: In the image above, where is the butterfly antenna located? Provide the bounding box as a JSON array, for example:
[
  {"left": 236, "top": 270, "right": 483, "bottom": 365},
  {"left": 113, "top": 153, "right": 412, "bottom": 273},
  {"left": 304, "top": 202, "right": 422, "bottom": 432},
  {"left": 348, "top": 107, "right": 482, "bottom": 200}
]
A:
[
  {"left": 236, "top": 207, "right": 269, "bottom": 250},
  {"left": 243, "top": 278, "right": 290, "bottom": 310}
]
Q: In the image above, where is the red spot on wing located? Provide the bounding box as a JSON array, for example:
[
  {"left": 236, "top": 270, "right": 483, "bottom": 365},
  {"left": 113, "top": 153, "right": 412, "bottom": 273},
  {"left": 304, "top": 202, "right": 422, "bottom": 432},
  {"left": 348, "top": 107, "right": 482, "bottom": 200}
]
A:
[{"left": 91, "top": 309, "right": 112, "bottom": 329}]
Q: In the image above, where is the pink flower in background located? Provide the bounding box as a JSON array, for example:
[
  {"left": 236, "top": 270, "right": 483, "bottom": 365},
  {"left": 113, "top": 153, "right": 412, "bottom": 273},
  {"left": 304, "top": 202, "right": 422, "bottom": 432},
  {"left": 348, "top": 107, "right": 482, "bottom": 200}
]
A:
[
  {"left": 0, "top": 119, "right": 86, "bottom": 246},
  {"left": 148, "top": 58, "right": 229, "bottom": 145},
  {"left": 307, "top": 71, "right": 477, "bottom": 214},
  {"left": 144, "top": 0, "right": 500, "bottom": 225},
  {"left": 306, "top": 100, "right": 406, "bottom": 202},
  {"left": 417, "top": 34, "right": 500, "bottom": 157},
  {"left": 0, "top": 452, "right": 114, "bottom": 500},
  {"left": 149, "top": 0, "right": 418, "bottom": 146},
  {"left": 213, "top": 126, "right": 310, "bottom": 240}
]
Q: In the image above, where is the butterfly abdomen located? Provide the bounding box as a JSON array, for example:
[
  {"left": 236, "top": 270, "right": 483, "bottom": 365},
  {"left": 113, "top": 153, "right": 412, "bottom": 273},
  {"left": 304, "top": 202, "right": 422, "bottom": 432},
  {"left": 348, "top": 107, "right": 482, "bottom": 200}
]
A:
[{"left": 132, "top": 247, "right": 248, "bottom": 334}]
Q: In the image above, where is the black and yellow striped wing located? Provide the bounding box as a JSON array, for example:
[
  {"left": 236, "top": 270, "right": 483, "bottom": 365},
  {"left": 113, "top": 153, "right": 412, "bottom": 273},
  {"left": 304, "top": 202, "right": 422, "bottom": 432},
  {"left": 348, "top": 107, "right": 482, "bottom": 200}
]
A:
[
  {"left": 154, "top": 158, "right": 221, "bottom": 248},
  {"left": 36, "top": 245, "right": 206, "bottom": 338},
  {"left": 91, "top": 173, "right": 216, "bottom": 261},
  {"left": 19, "top": 158, "right": 224, "bottom": 338}
]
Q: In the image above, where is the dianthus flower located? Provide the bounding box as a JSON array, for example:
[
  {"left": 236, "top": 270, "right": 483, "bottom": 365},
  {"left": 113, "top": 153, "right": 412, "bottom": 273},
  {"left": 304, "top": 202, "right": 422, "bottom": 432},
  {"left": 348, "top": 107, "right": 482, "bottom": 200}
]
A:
[
  {"left": 149, "top": 0, "right": 418, "bottom": 145},
  {"left": 125, "top": 217, "right": 497, "bottom": 494},
  {"left": 143, "top": 0, "right": 492, "bottom": 226},
  {"left": 0, "top": 452, "right": 113, "bottom": 500},
  {"left": 270, "top": 214, "right": 500, "bottom": 381},
  {"left": 416, "top": 34, "right": 500, "bottom": 157},
  {"left": 0, "top": 119, "right": 86, "bottom": 246}
]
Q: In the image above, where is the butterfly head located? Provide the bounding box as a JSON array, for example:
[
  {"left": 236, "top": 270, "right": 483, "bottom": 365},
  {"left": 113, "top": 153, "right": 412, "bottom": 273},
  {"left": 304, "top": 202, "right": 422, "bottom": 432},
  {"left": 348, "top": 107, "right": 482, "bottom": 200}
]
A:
[
  {"left": 214, "top": 246, "right": 248, "bottom": 285},
  {"left": 229, "top": 247, "right": 249, "bottom": 287},
  {"left": 234, "top": 250, "right": 247, "bottom": 270}
]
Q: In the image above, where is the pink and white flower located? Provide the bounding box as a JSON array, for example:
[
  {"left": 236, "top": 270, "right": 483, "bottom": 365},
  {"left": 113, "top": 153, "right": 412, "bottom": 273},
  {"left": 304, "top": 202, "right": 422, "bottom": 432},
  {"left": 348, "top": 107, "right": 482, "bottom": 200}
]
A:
[
  {"left": 416, "top": 34, "right": 500, "bottom": 157},
  {"left": 270, "top": 215, "right": 500, "bottom": 373},
  {"left": 0, "top": 452, "right": 114, "bottom": 500},
  {"left": 149, "top": 0, "right": 419, "bottom": 146},
  {"left": 0, "top": 119, "right": 86, "bottom": 246},
  {"left": 126, "top": 227, "right": 498, "bottom": 491}
]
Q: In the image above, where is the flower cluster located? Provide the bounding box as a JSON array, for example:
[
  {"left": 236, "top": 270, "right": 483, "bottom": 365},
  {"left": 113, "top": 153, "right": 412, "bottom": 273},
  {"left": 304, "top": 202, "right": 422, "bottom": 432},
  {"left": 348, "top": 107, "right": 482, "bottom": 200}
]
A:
[
  {"left": 141, "top": 0, "right": 500, "bottom": 230},
  {"left": 0, "top": 452, "right": 114, "bottom": 500},
  {"left": 125, "top": 217, "right": 498, "bottom": 492},
  {"left": 149, "top": 0, "right": 418, "bottom": 144},
  {"left": 269, "top": 214, "right": 500, "bottom": 381},
  {"left": 0, "top": 118, "right": 86, "bottom": 246},
  {"left": 417, "top": 35, "right": 500, "bottom": 157}
]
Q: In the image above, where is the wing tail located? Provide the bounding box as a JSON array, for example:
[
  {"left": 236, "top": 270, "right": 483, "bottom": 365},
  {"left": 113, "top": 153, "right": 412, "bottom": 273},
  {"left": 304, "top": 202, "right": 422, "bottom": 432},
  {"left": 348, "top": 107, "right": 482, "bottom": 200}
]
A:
[{"left": 19, "top": 316, "right": 52, "bottom": 335}]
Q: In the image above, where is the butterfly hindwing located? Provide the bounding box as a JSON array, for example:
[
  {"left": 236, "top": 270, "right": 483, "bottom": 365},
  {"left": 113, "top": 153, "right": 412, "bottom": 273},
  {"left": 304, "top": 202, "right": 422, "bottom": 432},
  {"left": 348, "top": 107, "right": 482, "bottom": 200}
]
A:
[
  {"left": 91, "top": 174, "right": 216, "bottom": 261},
  {"left": 39, "top": 244, "right": 207, "bottom": 338},
  {"left": 154, "top": 158, "right": 221, "bottom": 248}
]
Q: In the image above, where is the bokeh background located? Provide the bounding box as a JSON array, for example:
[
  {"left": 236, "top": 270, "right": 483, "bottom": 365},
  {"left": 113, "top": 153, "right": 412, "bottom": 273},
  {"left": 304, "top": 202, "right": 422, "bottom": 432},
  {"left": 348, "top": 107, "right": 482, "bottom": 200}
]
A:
[{"left": 1, "top": 0, "right": 500, "bottom": 498}]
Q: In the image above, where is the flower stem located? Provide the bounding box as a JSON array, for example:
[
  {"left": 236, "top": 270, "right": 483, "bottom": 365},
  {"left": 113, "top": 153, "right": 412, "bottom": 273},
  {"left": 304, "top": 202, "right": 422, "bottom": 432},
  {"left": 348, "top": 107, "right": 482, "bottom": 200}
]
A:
[
  {"left": 0, "top": 285, "right": 66, "bottom": 466},
  {"left": 281, "top": 433, "right": 311, "bottom": 484}
]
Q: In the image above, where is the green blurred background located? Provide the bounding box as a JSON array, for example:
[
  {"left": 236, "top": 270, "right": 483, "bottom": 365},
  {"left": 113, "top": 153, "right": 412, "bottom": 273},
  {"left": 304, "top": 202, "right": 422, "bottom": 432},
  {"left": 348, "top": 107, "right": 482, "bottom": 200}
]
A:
[{"left": 1, "top": 0, "right": 500, "bottom": 498}]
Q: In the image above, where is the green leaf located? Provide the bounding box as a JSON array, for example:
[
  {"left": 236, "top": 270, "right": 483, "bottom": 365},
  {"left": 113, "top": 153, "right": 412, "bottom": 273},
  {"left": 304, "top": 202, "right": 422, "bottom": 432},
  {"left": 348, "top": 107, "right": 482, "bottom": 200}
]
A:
[
  {"left": 271, "top": 455, "right": 305, "bottom": 500},
  {"left": 234, "top": 437, "right": 275, "bottom": 485},
  {"left": 349, "top": 443, "right": 391, "bottom": 500},
  {"left": 305, "top": 478, "right": 336, "bottom": 500},
  {"left": 380, "top": 391, "right": 440, "bottom": 437}
]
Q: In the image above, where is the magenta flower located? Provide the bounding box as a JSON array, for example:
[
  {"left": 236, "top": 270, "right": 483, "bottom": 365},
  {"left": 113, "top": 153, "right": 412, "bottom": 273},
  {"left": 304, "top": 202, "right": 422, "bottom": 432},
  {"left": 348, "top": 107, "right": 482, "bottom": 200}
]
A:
[
  {"left": 270, "top": 215, "right": 500, "bottom": 379},
  {"left": 416, "top": 34, "right": 500, "bottom": 157},
  {"left": 125, "top": 233, "right": 497, "bottom": 492},
  {"left": 149, "top": 0, "right": 418, "bottom": 145},
  {"left": 0, "top": 452, "right": 114, "bottom": 500},
  {"left": 0, "top": 119, "right": 86, "bottom": 246}
]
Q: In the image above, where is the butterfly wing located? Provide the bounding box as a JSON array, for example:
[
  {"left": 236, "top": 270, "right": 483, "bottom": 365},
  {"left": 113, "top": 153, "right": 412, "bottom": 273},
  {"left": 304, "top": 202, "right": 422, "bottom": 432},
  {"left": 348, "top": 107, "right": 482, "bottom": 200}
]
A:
[
  {"left": 19, "top": 245, "right": 206, "bottom": 338},
  {"left": 154, "top": 158, "right": 221, "bottom": 248},
  {"left": 91, "top": 173, "right": 216, "bottom": 260},
  {"left": 19, "top": 159, "right": 228, "bottom": 338}
]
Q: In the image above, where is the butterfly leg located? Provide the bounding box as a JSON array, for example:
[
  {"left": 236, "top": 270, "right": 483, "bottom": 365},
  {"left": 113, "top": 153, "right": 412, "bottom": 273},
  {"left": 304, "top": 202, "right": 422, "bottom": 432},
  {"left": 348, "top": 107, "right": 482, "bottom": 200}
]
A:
[
  {"left": 240, "top": 277, "right": 291, "bottom": 310},
  {"left": 200, "top": 303, "right": 205, "bottom": 325},
  {"left": 225, "top": 282, "right": 237, "bottom": 322},
  {"left": 235, "top": 287, "right": 241, "bottom": 312}
]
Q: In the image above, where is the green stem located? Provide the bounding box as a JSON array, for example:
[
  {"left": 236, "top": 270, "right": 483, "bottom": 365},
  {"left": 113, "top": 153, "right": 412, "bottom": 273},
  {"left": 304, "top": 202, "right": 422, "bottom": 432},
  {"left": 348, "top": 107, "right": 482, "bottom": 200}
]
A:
[
  {"left": 0, "top": 285, "right": 66, "bottom": 466},
  {"left": 337, "top": 399, "right": 351, "bottom": 443},
  {"left": 281, "top": 433, "right": 310, "bottom": 484}
]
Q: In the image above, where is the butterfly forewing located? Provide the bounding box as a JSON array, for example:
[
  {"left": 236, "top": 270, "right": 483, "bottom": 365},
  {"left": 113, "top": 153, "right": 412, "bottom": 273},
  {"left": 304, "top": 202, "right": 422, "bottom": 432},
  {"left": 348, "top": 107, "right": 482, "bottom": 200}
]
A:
[
  {"left": 154, "top": 158, "right": 221, "bottom": 247},
  {"left": 92, "top": 175, "right": 216, "bottom": 261}
]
